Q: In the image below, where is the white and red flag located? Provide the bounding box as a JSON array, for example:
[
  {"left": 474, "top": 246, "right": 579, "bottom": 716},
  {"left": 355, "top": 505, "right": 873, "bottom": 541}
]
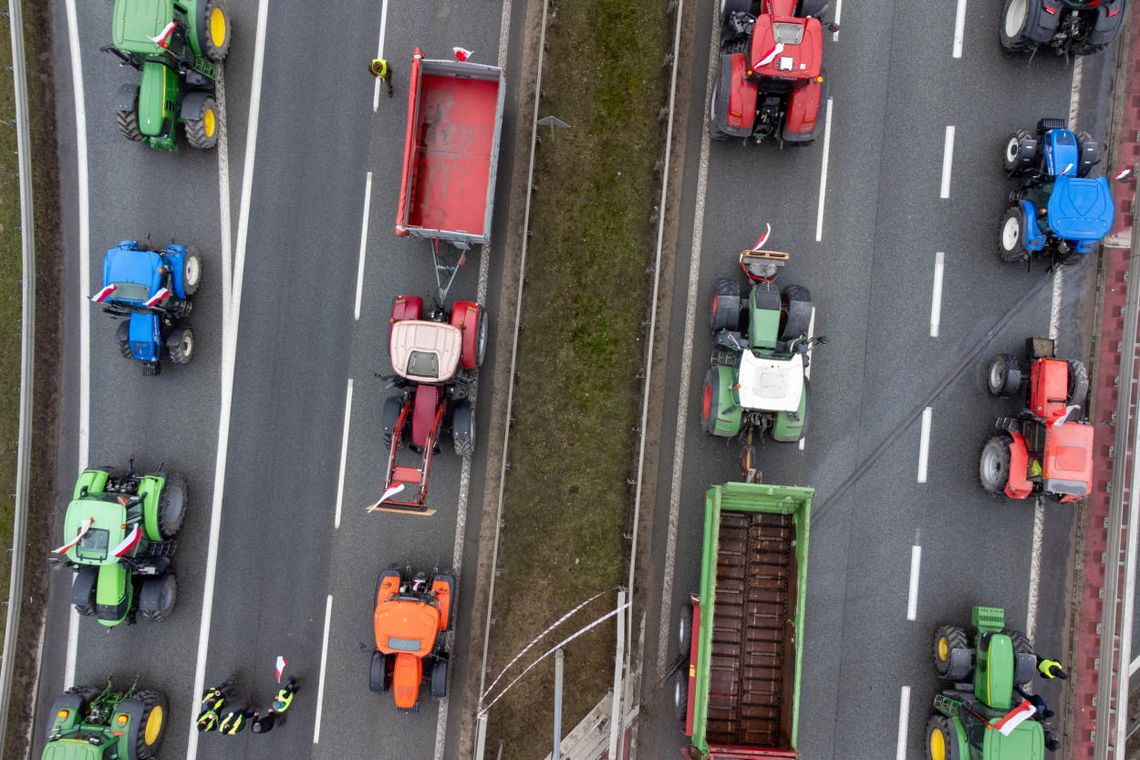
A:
[
  {"left": 149, "top": 21, "right": 177, "bottom": 49},
  {"left": 91, "top": 284, "right": 117, "bottom": 303},
  {"left": 990, "top": 699, "right": 1036, "bottom": 737},
  {"left": 275, "top": 655, "right": 288, "bottom": 683},
  {"left": 111, "top": 525, "right": 142, "bottom": 559},
  {"left": 453, "top": 47, "right": 474, "bottom": 62},
  {"left": 53, "top": 517, "right": 95, "bottom": 555},
  {"left": 143, "top": 288, "right": 170, "bottom": 308},
  {"left": 750, "top": 223, "right": 772, "bottom": 252}
]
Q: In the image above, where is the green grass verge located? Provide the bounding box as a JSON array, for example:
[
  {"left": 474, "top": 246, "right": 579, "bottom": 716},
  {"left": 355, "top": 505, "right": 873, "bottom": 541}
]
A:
[{"left": 485, "top": 1, "right": 670, "bottom": 756}]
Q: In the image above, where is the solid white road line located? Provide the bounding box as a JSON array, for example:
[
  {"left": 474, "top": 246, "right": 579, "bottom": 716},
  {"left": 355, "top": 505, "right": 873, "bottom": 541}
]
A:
[
  {"left": 952, "top": 0, "right": 968, "bottom": 58},
  {"left": 896, "top": 686, "right": 912, "bottom": 760},
  {"left": 907, "top": 545, "right": 922, "bottom": 621},
  {"left": 372, "top": 0, "right": 390, "bottom": 112},
  {"left": 313, "top": 594, "right": 333, "bottom": 744},
  {"left": 814, "top": 97, "right": 834, "bottom": 243},
  {"left": 186, "top": 0, "right": 269, "bottom": 755},
  {"left": 63, "top": 0, "right": 89, "bottom": 691},
  {"left": 930, "top": 251, "right": 945, "bottom": 338},
  {"left": 216, "top": 68, "right": 233, "bottom": 328},
  {"left": 940, "top": 126, "right": 955, "bottom": 199},
  {"left": 917, "top": 407, "right": 933, "bottom": 484},
  {"left": 1026, "top": 496, "right": 1045, "bottom": 642},
  {"left": 354, "top": 172, "right": 373, "bottom": 321},
  {"left": 832, "top": 0, "right": 843, "bottom": 41},
  {"left": 334, "top": 379, "right": 353, "bottom": 529}
]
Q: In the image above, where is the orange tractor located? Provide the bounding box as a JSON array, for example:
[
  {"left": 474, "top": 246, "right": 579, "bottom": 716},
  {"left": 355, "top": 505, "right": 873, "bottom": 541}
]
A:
[{"left": 370, "top": 564, "right": 456, "bottom": 711}]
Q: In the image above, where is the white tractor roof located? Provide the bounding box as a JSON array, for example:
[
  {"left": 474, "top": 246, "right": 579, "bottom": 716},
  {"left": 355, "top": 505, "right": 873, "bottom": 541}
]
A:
[
  {"left": 737, "top": 352, "right": 804, "bottom": 413},
  {"left": 389, "top": 321, "right": 462, "bottom": 382}
]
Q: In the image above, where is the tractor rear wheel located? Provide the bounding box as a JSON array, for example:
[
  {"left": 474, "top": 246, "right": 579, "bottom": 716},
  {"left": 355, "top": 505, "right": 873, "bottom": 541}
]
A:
[
  {"left": 1067, "top": 359, "right": 1090, "bottom": 409},
  {"left": 999, "top": 206, "right": 1031, "bottom": 263},
  {"left": 979, "top": 435, "right": 1013, "bottom": 495},
  {"left": 932, "top": 625, "right": 969, "bottom": 679},
  {"left": 138, "top": 574, "right": 177, "bottom": 622},
  {"left": 430, "top": 658, "right": 449, "bottom": 699},
  {"left": 116, "top": 321, "right": 133, "bottom": 360},
  {"left": 184, "top": 97, "right": 219, "bottom": 150},
  {"left": 709, "top": 278, "right": 742, "bottom": 333},
  {"left": 1000, "top": 0, "right": 1036, "bottom": 53},
  {"left": 926, "top": 714, "right": 960, "bottom": 760},
  {"left": 166, "top": 325, "right": 194, "bottom": 365},
  {"left": 986, "top": 353, "right": 1022, "bottom": 397},
  {"left": 157, "top": 474, "right": 187, "bottom": 540},
  {"left": 1077, "top": 132, "right": 1101, "bottom": 177},
  {"left": 672, "top": 669, "right": 689, "bottom": 724},
  {"left": 382, "top": 396, "right": 404, "bottom": 448},
  {"left": 197, "top": 0, "right": 232, "bottom": 63},
  {"left": 129, "top": 690, "right": 167, "bottom": 759},
  {"left": 117, "top": 108, "right": 144, "bottom": 143},
  {"left": 678, "top": 603, "right": 693, "bottom": 656},
  {"left": 181, "top": 249, "right": 202, "bottom": 296},
  {"left": 452, "top": 401, "right": 476, "bottom": 458},
  {"left": 1003, "top": 129, "right": 1037, "bottom": 173}
]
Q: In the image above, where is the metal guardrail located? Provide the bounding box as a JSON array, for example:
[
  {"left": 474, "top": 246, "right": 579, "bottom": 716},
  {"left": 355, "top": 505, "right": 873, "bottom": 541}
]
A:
[{"left": 0, "top": 0, "right": 36, "bottom": 753}]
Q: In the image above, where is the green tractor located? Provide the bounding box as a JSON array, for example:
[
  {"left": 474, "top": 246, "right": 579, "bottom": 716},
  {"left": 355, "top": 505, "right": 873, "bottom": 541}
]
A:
[
  {"left": 700, "top": 246, "right": 824, "bottom": 444},
  {"left": 52, "top": 465, "right": 186, "bottom": 628},
  {"left": 104, "top": 0, "right": 232, "bottom": 151},
  {"left": 42, "top": 680, "right": 166, "bottom": 760},
  {"left": 927, "top": 606, "right": 1046, "bottom": 760}
]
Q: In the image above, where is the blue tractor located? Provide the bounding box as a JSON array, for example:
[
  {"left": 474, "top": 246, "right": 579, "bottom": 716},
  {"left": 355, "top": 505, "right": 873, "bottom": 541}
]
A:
[
  {"left": 999, "top": 118, "right": 1115, "bottom": 266},
  {"left": 91, "top": 241, "right": 200, "bottom": 375}
]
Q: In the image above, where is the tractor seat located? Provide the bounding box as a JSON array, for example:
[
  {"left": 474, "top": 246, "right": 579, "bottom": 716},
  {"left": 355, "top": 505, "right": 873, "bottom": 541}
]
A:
[{"left": 1046, "top": 175, "right": 1115, "bottom": 242}]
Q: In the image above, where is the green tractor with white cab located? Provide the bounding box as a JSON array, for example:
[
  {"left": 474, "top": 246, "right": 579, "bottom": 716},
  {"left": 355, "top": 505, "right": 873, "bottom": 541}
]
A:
[
  {"left": 700, "top": 242, "right": 824, "bottom": 445},
  {"left": 927, "top": 606, "right": 1046, "bottom": 760},
  {"left": 104, "top": 0, "right": 232, "bottom": 151},
  {"left": 52, "top": 465, "right": 186, "bottom": 628},
  {"left": 42, "top": 680, "right": 166, "bottom": 760}
]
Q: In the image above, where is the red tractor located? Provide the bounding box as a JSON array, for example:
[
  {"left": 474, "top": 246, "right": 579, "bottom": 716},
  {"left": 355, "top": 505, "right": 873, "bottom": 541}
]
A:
[
  {"left": 370, "top": 564, "right": 455, "bottom": 711},
  {"left": 374, "top": 295, "right": 486, "bottom": 514},
  {"left": 980, "top": 337, "right": 1093, "bottom": 503},
  {"left": 710, "top": 0, "right": 836, "bottom": 146}
]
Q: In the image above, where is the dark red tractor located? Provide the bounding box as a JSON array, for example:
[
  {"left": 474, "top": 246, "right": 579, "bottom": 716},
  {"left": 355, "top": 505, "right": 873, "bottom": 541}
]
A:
[
  {"left": 373, "top": 295, "right": 486, "bottom": 514},
  {"left": 710, "top": 0, "right": 836, "bottom": 146},
  {"left": 980, "top": 337, "right": 1093, "bottom": 503}
]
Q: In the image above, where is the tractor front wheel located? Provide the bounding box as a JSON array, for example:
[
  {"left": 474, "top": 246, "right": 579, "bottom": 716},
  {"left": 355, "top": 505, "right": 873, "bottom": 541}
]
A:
[
  {"left": 181, "top": 249, "right": 202, "bottom": 296},
  {"left": 138, "top": 574, "right": 177, "bottom": 622},
  {"left": 382, "top": 396, "right": 404, "bottom": 448},
  {"left": 986, "top": 353, "right": 1022, "bottom": 397},
  {"left": 430, "top": 658, "right": 449, "bottom": 699},
  {"left": 1003, "top": 129, "right": 1037, "bottom": 173},
  {"left": 116, "top": 321, "right": 133, "bottom": 360},
  {"left": 979, "top": 435, "right": 1013, "bottom": 496},
  {"left": 1000, "top": 0, "right": 1035, "bottom": 53},
  {"left": 184, "top": 97, "right": 219, "bottom": 150},
  {"left": 925, "top": 714, "right": 960, "bottom": 760},
  {"left": 932, "top": 624, "right": 970, "bottom": 679},
  {"left": 672, "top": 669, "right": 689, "bottom": 724},
  {"left": 452, "top": 402, "right": 476, "bottom": 458},
  {"left": 999, "top": 207, "right": 1030, "bottom": 263},
  {"left": 157, "top": 474, "right": 188, "bottom": 540},
  {"left": 117, "top": 108, "right": 144, "bottom": 143},
  {"left": 166, "top": 325, "right": 194, "bottom": 365},
  {"left": 678, "top": 603, "right": 693, "bottom": 656},
  {"left": 197, "top": 0, "right": 232, "bottom": 63},
  {"left": 129, "top": 690, "right": 168, "bottom": 759}
]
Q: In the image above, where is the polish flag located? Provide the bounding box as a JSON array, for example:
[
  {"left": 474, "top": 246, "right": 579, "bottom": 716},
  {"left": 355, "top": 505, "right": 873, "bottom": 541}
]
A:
[
  {"left": 53, "top": 517, "right": 95, "bottom": 555},
  {"left": 110, "top": 525, "right": 142, "bottom": 559},
  {"left": 149, "top": 21, "right": 177, "bottom": 49},
  {"left": 1114, "top": 168, "right": 1132, "bottom": 181},
  {"left": 91, "top": 284, "right": 117, "bottom": 303},
  {"left": 753, "top": 42, "right": 785, "bottom": 69},
  {"left": 275, "top": 656, "right": 288, "bottom": 683},
  {"left": 750, "top": 223, "right": 772, "bottom": 252},
  {"left": 453, "top": 47, "right": 474, "bottom": 62},
  {"left": 143, "top": 288, "right": 170, "bottom": 308},
  {"left": 1052, "top": 404, "right": 1080, "bottom": 427},
  {"left": 990, "top": 700, "right": 1036, "bottom": 736}
]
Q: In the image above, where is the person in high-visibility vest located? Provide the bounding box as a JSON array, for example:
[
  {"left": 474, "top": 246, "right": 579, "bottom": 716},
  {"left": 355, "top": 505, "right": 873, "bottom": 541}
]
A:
[
  {"left": 196, "top": 707, "right": 220, "bottom": 733},
  {"left": 1037, "top": 655, "right": 1069, "bottom": 680},
  {"left": 220, "top": 707, "right": 253, "bottom": 735},
  {"left": 370, "top": 58, "right": 394, "bottom": 98},
  {"left": 272, "top": 677, "right": 298, "bottom": 714}
]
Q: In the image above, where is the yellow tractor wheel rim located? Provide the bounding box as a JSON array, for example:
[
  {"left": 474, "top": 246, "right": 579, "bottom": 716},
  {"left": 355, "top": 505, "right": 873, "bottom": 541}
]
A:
[
  {"left": 204, "top": 108, "right": 216, "bottom": 137},
  {"left": 209, "top": 8, "right": 227, "bottom": 48},
  {"left": 929, "top": 726, "right": 946, "bottom": 760},
  {"left": 144, "top": 705, "right": 164, "bottom": 744},
  {"left": 937, "top": 636, "right": 949, "bottom": 662}
]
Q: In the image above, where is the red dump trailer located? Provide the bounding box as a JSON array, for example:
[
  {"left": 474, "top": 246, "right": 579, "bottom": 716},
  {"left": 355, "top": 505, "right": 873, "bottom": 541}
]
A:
[{"left": 395, "top": 48, "right": 506, "bottom": 299}]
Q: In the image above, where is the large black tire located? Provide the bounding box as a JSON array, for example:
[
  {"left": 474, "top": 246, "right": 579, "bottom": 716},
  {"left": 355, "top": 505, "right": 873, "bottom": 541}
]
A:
[
  {"left": 1000, "top": 0, "right": 1037, "bottom": 53},
  {"left": 986, "top": 353, "right": 1022, "bottom": 397},
  {"left": 382, "top": 396, "right": 404, "bottom": 448},
  {"left": 1067, "top": 359, "right": 1090, "bottom": 409},
  {"left": 166, "top": 325, "right": 194, "bottom": 365},
  {"left": 71, "top": 565, "right": 98, "bottom": 617},
  {"left": 197, "top": 0, "right": 232, "bottom": 63},
  {"left": 116, "top": 320, "right": 133, "bottom": 360},
  {"left": 184, "top": 97, "right": 219, "bottom": 150},
  {"left": 709, "top": 278, "right": 742, "bottom": 333},
  {"left": 128, "top": 689, "right": 168, "bottom": 759},
  {"left": 138, "top": 574, "right": 177, "bottom": 622},
  {"left": 369, "top": 651, "right": 390, "bottom": 693},
  {"left": 452, "top": 402, "right": 475, "bottom": 458},
  {"left": 117, "top": 108, "right": 144, "bottom": 142},
  {"left": 980, "top": 435, "right": 1013, "bottom": 495},
  {"left": 999, "top": 206, "right": 1031, "bottom": 263},
  {"left": 474, "top": 307, "right": 488, "bottom": 368},
  {"left": 181, "top": 249, "right": 202, "bottom": 297},
  {"left": 678, "top": 603, "right": 693, "bottom": 656},
  {"left": 933, "top": 625, "right": 969, "bottom": 678},
  {"left": 672, "top": 668, "right": 689, "bottom": 724},
  {"left": 1077, "top": 132, "right": 1102, "bottom": 177},
  {"left": 430, "top": 658, "right": 449, "bottom": 699},
  {"left": 1003, "top": 129, "right": 1038, "bottom": 173},
  {"left": 926, "top": 714, "right": 961, "bottom": 760},
  {"left": 708, "top": 82, "right": 728, "bottom": 141},
  {"left": 720, "top": 0, "right": 755, "bottom": 22},
  {"left": 780, "top": 284, "right": 813, "bottom": 341},
  {"left": 797, "top": 0, "right": 828, "bottom": 16},
  {"left": 157, "top": 473, "right": 187, "bottom": 540}
]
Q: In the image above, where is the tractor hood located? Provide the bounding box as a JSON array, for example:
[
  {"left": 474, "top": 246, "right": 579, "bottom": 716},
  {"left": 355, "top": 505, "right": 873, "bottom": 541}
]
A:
[
  {"left": 1047, "top": 176, "right": 1115, "bottom": 243},
  {"left": 62, "top": 497, "right": 128, "bottom": 566},
  {"left": 748, "top": 15, "right": 823, "bottom": 81},
  {"left": 41, "top": 739, "right": 111, "bottom": 760},
  {"left": 112, "top": 0, "right": 174, "bottom": 55},
  {"left": 103, "top": 247, "right": 163, "bottom": 302},
  {"left": 982, "top": 719, "right": 1044, "bottom": 760},
  {"left": 373, "top": 599, "right": 441, "bottom": 658},
  {"left": 737, "top": 352, "right": 804, "bottom": 413}
]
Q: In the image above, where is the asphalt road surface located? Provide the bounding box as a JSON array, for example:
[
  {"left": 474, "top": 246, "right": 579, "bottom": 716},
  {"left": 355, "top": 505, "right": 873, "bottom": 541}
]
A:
[
  {"left": 38, "top": 2, "right": 524, "bottom": 759},
  {"left": 636, "top": 2, "right": 1118, "bottom": 759}
]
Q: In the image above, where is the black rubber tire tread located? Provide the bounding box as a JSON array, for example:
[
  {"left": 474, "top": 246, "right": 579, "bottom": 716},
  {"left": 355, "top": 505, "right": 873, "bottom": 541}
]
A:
[
  {"left": 1067, "top": 360, "right": 1090, "bottom": 409},
  {"left": 452, "top": 401, "right": 475, "bottom": 458},
  {"left": 166, "top": 325, "right": 194, "bottom": 365},
  {"left": 132, "top": 689, "right": 167, "bottom": 759},
  {"left": 925, "top": 714, "right": 961, "bottom": 760},
  {"left": 157, "top": 473, "right": 187, "bottom": 539},
  {"left": 117, "top": 109, "right": 144, "bottom": 142},
  {"left": 1000, "top": 0, "right": 1036, "bottom": 53},
  {"left": 381, "top": 396, "right": 403, "bottom": 448},
  {"left": 1037, "top": 117, "right": 1067, "bottom": 133},
  {"left": 933, "top": 624, "right": 969, "bottom": 677},
  {"left": 184, "top": 97, "right": 219, "bottom": 150},
  {"left": 198, "top": 0, "right": 232, "bottom": 63},
  {"left": 980, "top": 435, "right": 1014, "bottom": 495},
  {"left": 430, "top": 658, "right": 448, "bottom": 699},
  {"left": 999, "top": 206, "right": 1031, "bottom": 263},
  {"left": 475, "top": 307, "right": 488, "bottom": 368},
  {"left": 672, "top": 668, "right": 689, "bottom": 724},
  {"left": 116, "top": 321, "right": 133, "bottom": 360},
  {"left": 139, "top": 574, "right": 177, "bottom": 622}
]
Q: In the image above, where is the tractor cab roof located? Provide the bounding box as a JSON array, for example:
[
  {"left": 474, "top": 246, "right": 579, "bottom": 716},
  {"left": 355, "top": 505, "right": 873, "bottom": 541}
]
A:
[
  {"left": 103, "top": 247, "right": 164, "bottom": 303},
  {"left": 1043, "top": 421, "right": 1094, "bottom": 497},
  {"left": 373, "top": 596, "right": 442, "bottom": 658},
  {"left": 112, "top": 0, "right": 175, "bottom": 56},
  {"left": 748, "top": 14, "right": 822, "bottom": 82},
  {"left": 1045, "top": 175, "right": 1114, "bottom": 243},
  {"left": 389, "top": 321, "right": 462, "bottom": 383},
  {"left": 63, "top": 497, "right": 130, "bottom": 565}
]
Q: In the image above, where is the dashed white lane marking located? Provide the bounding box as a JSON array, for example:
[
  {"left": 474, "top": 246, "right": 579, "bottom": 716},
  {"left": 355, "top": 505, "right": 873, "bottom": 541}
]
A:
[
  {"left": 334, "top": 379, "right": 353, "bottom": 530},
  {"left": 952, "top": 0, "right": 968, "bottom": 58},
  {"left": 814, "top": 97, "right": 834, "bottom": 243},
  {"left": 907, "top": 545, "right": 922, "bottom": 621},
  {"left": 313, "top": 594, "right": 334, "bottom": 744},
  {"left": 1026, "top": 496, "right": 1045, "bottom": 642},
  {"left": 930, "top": 251, "right": 944, "bottom": 338},
  {"left": 917, "top": 407, "right": 933, "bottom": 484},
  {"left": 354, "top": 171, "right": 373, "bottom": 321},
  {"left": 372, "top": 0, "right": 390, "bottom": 112},
  {"left": 896, "top": 686, "right": 912, "bottom": 760},
  {"left": 63, "top": 0, "right": 89, "bottom": 691},
  {"left": 1068, "top": 56, "right": 1084, "bottom": 129},
  {"left": 940, "top": 126, "right": 955, "bottom": 199},
  {"left": 1130, "top": 653, "right": 1140, "bottom": 677},
  {"left": 832, "top": 0, "right": 843, "bottom": 41}
]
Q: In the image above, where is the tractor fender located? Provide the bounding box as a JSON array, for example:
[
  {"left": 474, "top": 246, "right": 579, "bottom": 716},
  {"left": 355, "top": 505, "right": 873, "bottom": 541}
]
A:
[
  {"left": 45, "top": 693, "right": 85, "bottom": 740},
  {"left": 782, "top": 76, "right": 825, "bottom": 144},
  {"left": 1023, "top": 0, "right": 1062, "bottom": 43},
  {"left": 714, "top": 53, "right": 756, "bottom": 138},
  {"left": 1019, "top": 200, "right": 1047, "bottom": 251},
  {"left": 1088, "top": 1, "right": 1127, "bottom": 47},
  {"left": 1015, "top": 652, "right": 1038, "bottom": 686},
  {"left": 114, "top": 83, "right": 140, "bottom": 113},
  {"left": 180, "top": 90, "right": 212, "bottom": 122},
  {"left": 70, "top": 565, "right": 98, "bottom": 609},
  {"left": 944, "top": 646, "right": 975, "bottom": 682},
  {"left": 138, "top": 474, "right": 166, "bottom": 542},
  {"left": 431, "top": 571, "right": 456, "bottom": 633},
  {"left": 391, "top": 294, "right": 424, "bottom": 323},
  {"left": 73, "top": 468, "right": 111, "bottom": 499},
  {"left": 1005, "top": 431, "right": 1034, "bottom": 499},
  {"left": 450, "top": 301, "right": 483, "bottom": 370},
  {"left": 706, "top": 366, "right": 743, "bottom": 437},
  {"left": 163, "top": 245, "right": 190, "bottom": 299}
]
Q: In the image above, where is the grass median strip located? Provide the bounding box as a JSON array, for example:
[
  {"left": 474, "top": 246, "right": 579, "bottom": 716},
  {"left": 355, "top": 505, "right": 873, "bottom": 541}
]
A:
[{"left": 485, "top": 1, "right": 670, "bottom": 755}]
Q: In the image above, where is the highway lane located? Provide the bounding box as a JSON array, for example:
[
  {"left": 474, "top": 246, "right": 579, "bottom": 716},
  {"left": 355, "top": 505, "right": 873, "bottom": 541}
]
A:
[{"left": 636, "top": 1, "right": 1114, "bottom": 758}]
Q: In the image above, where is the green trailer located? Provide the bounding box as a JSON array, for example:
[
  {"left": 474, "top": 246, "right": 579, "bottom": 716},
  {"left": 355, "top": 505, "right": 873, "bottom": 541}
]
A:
[
  {"left": 42, "top": 681, "right": 166, "bottom": 760},
  {"left": 675, "top": 482, "right": 812, "bottom": 759}
]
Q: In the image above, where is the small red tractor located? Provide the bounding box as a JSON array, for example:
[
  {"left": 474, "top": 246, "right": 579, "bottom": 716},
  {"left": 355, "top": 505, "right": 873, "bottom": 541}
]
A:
[
  {"left": 980, "top": 337, "right": 1093, "bottom": 503},
  {"left": 711, "top": 0, "right": 836, "bottom": 146},
  {"left": 370, "top": 564, "right": 455, "bottom": 711},
  {"left": 373, "top": 295, "right": 486, "bottom": 514}
]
